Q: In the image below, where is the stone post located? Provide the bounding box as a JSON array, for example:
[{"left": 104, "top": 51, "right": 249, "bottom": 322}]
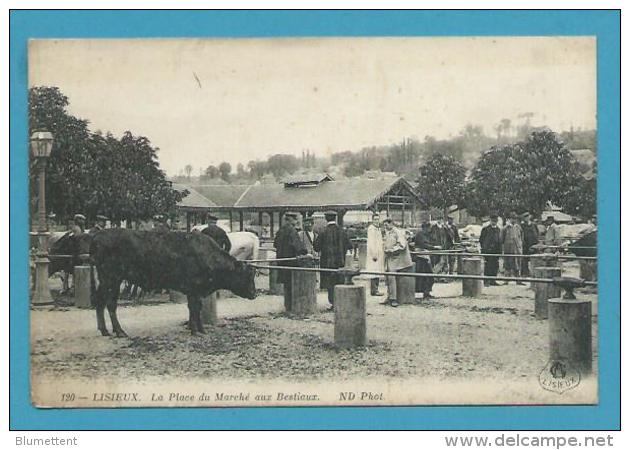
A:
[
  {"left": 548, "top": 298, "right": 592, "bottom": 374},
  {"left": 533, "top": 266, "right": 562, "bottom": 319},
  {"left": 73, "top": 265, "right": 92, "bottom": 308},
  {"left": 461, "top": 258, "right": 483, "bottom": 297},
  {"left": 334, "top": 285, "right": 367, "bottom": 348}
]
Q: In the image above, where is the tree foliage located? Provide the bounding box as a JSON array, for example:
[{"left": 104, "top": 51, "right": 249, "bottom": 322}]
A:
[
  {"left": 29, "top": 86, "right": 185, "bottom": 223},
  {"left": 466, "top": 130, "right": 583, "bottom": 218},
  {"left": 415, "top": 153, "right": 467, "bottom": 213}
]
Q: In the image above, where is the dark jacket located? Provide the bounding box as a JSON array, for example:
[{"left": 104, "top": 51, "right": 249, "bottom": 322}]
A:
[
  {"left": 444, "top": 224, "right": 460, "bottom": 248},
  {"left": 273, "top": 223, "right": 307, "bottom": 284},
  {"left": 479, "top": 224, "right": 501, "bottom": 254},
  {"left": 521, "top": 222, "right": 539, "bottom": 254},
  {"left": 201, "top": 224, "right": 231, "bottom": 252},
  {"left": 314, "top": 223, "right": 352, "bottom": 289}
]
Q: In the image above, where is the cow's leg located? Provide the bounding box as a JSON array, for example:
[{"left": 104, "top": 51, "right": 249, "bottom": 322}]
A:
[
  {"left": 107, "top": 282, "right": 127, "bottom": 338},
  {"left": 186, "top": 295, "right": 196, "bottom": 333},
  {"left": 95, "top": 281, "right": 110, "bottom": 336},
  {"left": 186, "top": 295, "right": 205, "bottom": 335},
  {"left": 61, "top": 271, "right": 70, "bottom": 294}
]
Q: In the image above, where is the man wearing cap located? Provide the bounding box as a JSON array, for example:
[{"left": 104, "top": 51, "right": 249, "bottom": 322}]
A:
[
  {"left": 366, "top": 212, "right": 385, "bottom": 295},
  {"left": 314, "top": 211, "right": 353, "bottom": 309},
  {"left": 479, "top": 214, "right": 501, "bottom": 286},
  {"left": 298, "top": 216, "right": 317, "bottom": 258},
  {"left": 500, "top": 211, "right": 524, "bottom": 283},
  {"left": 201, "top": 214, "right": 231, "bottom": 252},
  {"left": 520, "top": 212, "right": 539, "bottom": 277},
  {"left": 274, "top": 212, "right": 309, "bottom": 309},
  {"left": 153, "top": 214, "right": 171, "bottom": 233},
  {"left": 71, "top": 214, "right": 86, "bottom": 237},
  {"left": 382, "top": 218, "right": 413, "bottom": 307},
  {"left": 544, "top": 215, "right": 562, "bottom": 248},
  {"left": 444, "top": 216, "right": 461, "bottom": 275},
  {"left": 90, "top": 215, "right": 108, "bottom": 234},
  {"left": 413, "top": 221, "right": 438, "bottom": 299}
]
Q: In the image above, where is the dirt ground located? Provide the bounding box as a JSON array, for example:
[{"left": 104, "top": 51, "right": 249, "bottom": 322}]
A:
[{"left": 30, "top": 260, "right": 598, "bottom": 406}]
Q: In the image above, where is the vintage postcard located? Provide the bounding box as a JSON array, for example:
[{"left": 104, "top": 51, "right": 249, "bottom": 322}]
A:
[{"left": 27, "top": 37, "right": 598, "bottom": 408}]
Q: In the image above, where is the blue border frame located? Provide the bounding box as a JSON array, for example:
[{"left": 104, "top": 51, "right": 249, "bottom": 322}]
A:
[{"left": 9, "top": 10, "right": 620, "bottom": 430}]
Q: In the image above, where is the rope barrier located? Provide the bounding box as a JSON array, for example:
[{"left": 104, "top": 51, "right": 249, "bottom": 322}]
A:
[
  {"left": 410, "top": 250, "right": 597, "bottom": 261},
  {"left": 247, "top": 263, "right": 598, "bottom": 287}
]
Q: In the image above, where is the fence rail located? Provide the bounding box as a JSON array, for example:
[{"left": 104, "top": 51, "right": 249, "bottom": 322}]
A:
[
  {"left": 248, "top": 262, "right": 598, "bottom": 288},
  {"left": 410, "top": 250, "right": 597, "bottom": 261}
]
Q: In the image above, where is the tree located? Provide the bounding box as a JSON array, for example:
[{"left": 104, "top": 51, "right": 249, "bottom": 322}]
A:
[
  {"left": 466, "top": 130, "right": 583, "bottom": 218},
  {"left": 204, "top": 165, "right": 219, "bottom": 179},
  {"left": 267, "top": 154, "right": 299, "bottom": 178},
  {"left": 218, "top": 162, "right": 232, "bottom": 181},
  {"left": 415, "top": 153, "right": 467, "bottom": 216},
  {"left": 29, "top": 86, "right": 185, "bottom": 223},
  {"left": 184, "top": 164, "right": 193, "bottom": 179}
]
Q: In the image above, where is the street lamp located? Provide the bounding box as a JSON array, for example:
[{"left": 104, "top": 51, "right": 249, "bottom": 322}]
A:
[{"left": 30, "top": 130, "right": 54, "bottom": 305}]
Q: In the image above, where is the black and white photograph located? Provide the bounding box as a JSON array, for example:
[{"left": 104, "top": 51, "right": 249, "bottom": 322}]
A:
[{"left": 27, "top": 37, "right": 598, "bottom": 407}]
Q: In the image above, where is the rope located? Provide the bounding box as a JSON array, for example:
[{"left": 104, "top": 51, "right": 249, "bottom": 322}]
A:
[
  {"left": 247, "top": 263, "right": 598, "bottom": 287},
  {"left": 410, "top": 251, "right": 597, "bottom": 261}
]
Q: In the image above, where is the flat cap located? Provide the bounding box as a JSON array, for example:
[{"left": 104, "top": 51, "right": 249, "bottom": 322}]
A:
[
  {"left": 73, "top": 214, "right": 86, "bottom": 221},
  {"left": 96, "top": 214, "right": 109, "bottom": 221},
  {"left": 206, "top": 214, "right": 218, "bottom": 221},
  {"left": 284, "top": 212, "right": 299, "bottom": 219}
]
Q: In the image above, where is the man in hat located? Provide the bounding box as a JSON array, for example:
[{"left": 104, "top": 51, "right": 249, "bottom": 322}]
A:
[
  {"left": 314, "top": 210, "right": 353, "bottom": 309},
  {"left": 444, "top": 216, "right": 461, "bottom": 275},
  {"left": 501, "top": 211, "right": 524, "bottom": 283},
  {"left": 201, "top": 214, "right": 231, "bottom": 252},
  {"left": 413, "top": 221, "right": 438, "bottom": 299},
  {"left": 366, "top": 212, "right": 385, "bottom": 295},
  {"left": 544, "top": 215, "right": 562, "bottom": 248},
  {"left": 298, "top": 216, "right": 317, "bottom": 258},
  {"left": 479, "top": 213, "right": 501, "bottom": 286},
  {"left": 382, "top": 218, "right": 413, "bottom": 307},
  {"left": 274, "top": 212, "right": 309, "bottom": 309},
  {"left": 89, "top": 215, "right": 109, "bottom": 235},
  {"left": 153, "top": 214, "right": 171, "bottom": 233},
  {"left": 520, "top": 212, "right": 539, "bottom": 277},
  {"left": 71, "top": 214, "right": 86, "bottom": 237}
]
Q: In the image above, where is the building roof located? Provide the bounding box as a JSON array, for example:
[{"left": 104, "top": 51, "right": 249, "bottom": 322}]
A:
[
  {"left": 191, "top": 185, "right": 252, "bottom": 207},
  {"left": 172, "top": 183, "right": 217, "bottom": 209},
  {"left": 281, "top": 173, "right": 334, "bottom": 186},
  {"left": 176, "top": 177, "right": 420, "bottom": 212}
]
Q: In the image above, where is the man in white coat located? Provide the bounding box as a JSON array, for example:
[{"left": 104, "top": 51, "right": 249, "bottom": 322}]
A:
[{"left": 366, "top": 212, "right": 385, "bottom": 295}]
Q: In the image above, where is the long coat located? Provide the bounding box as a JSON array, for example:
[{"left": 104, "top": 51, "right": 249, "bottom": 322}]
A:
[
  {"left": 313, "top": 223, "right": 352, "bottom": 289},
  {"left": 298, "top": 230, "right": 317, "bottom": 257},
  {"left": 383, "top": 227, "right": 413, "bottom": 272},
  {"left": 479, "top": 225, "right": 501, "bottom": 254},
  {"left": 365, "top": 224, "right": 385, "bottom": 272},
  {"left": 521, "top": 222, "right": 539, "bottom": 254},
  {"left": 273, "top": 224, "right": 307, "bottom": 284},
  {"left": 501, "top": 222, "right": 523, "bottom": 273}
]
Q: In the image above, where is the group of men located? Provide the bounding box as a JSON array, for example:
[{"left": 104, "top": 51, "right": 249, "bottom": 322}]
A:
[
  {"left": 479, "top": 212, "right": 561, "bottom": 286},
  {"left": 273, "top": 211, "right": 353, "bottom": 311}
]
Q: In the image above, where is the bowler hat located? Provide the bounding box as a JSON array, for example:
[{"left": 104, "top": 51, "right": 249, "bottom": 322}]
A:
[
  {"left": 96, "top": 214, "right": 109, "bottom": 221},
  {"left": 74, "top": 214, "right": 86, "bottom": 221},
  {"left": 207, "top": 214, "right": 218, "bottom": 221}
]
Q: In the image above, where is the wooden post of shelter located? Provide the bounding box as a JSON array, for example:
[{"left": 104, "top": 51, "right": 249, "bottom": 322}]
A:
[
  {"left": 258, "top": 211, "right": 264, "bottom": 237},
  {"left": 270, "top": 211, "right": 275, "bottom": 238},
  {"left": 229, "top": 210, "right": 234, "bottom": 232},
  {"left": 239, "top": 211, "right": 244, "bottom": 231}
]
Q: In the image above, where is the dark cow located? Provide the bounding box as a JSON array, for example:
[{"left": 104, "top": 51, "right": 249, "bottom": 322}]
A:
[
  {"left": 48, "top": 232, "right": 93, "bottom": 292},
  {"left": 89, "top": 229, "right": 256, "bottom": 337},
  {"left": 568, "top": 229, "right": 597, "bottom": 257}
]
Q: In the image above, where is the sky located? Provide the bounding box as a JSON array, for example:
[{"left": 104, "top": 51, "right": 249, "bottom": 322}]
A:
[{"left": 28, "top": 37, "right": 596, "bottom": 177}]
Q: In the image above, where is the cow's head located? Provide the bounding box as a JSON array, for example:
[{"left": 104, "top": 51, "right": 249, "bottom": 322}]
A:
[{"left": 223, "top": 260, "right": 257, "bottom": 300}]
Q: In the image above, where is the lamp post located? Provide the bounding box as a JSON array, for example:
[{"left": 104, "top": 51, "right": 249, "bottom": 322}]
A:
[{"left": 31, "top": 130, "right": 54, "bottom": 305}]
